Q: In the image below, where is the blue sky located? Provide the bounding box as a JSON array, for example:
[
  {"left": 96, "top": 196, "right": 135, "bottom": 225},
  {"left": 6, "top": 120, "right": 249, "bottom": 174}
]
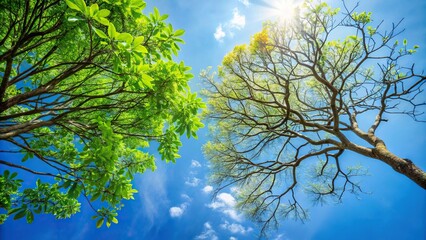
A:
[{"left": 1, "top": 0, "right": 426, "bottom": 239}]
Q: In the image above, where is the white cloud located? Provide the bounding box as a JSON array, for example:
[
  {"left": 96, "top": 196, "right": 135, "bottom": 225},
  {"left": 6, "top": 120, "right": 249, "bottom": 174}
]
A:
[
  {"left": 273, "top": 234, "right": 285, "bottom": 240},
  {"left": 169, "top": 202, "right": 189, "bottom": 218},
  {"left": 221, "top": 221, "right": 253, "bottom": 235},
  {"left": 207, "top": 193, "right": 235, "bottom": 209},
  {"left": 218, "top": 193, "right": 236, "bottom": 207},
  {"left": 223, "top": 209, "right": 244, "bottom": 222},
  {"left": 230, "top": 237, "right": 238, "bottom": 240},
  {"left": 195, "top": 222, "right": 219, "bottom": 240},
  {"left": 202, "top": 185, "right": 214, "bottom": 194},
  {"left": 169, "top": 194, "right": 193, "bottom": 218},
  {"left": 208, "top": 200, "right": 225, "bottom": 209},
  {"left": 238, "top": 0, "right": 250, "bottom": 7},
  {"left": 169, "top": 206, "right": 184, "bottom": 218},
  {"left": 230, "top": 8, "right": 246, "bottom": 30},
  {"left": 181, "top": 194, "right": 192, "bottom": 202},
  {"left": 185, "top": 177, "right": 200, "bottom": 187},
  {"left": 207, "top": 192, "right": 244, "bottom": 222},
  {"left": 205, "top": 222, "right": 213, "bottom": 229},
  {"left": 214, "top": 8, "right": 246, "bottom": 42},
  {"left": 191, "top": 160, "right": 202, "bottom": 168},
  {"left": 214, "top": 24, "right": 226, "bottom": 42}
]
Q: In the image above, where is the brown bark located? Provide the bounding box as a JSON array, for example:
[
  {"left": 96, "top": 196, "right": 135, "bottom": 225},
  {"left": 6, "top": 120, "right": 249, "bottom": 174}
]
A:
[{"left": 370, "top": 141, "right": 426, "bottom": 189}]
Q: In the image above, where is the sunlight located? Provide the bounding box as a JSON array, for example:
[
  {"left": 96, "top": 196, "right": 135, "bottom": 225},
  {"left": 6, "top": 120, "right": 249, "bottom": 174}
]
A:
[{"left": 261, "top": 0, "right": 300, "bottom": 22}]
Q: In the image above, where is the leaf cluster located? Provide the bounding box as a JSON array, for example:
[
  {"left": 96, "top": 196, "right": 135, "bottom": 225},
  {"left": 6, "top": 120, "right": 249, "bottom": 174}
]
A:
[{"left": 0, "top": 0, "right": 204, "bottom": 226}]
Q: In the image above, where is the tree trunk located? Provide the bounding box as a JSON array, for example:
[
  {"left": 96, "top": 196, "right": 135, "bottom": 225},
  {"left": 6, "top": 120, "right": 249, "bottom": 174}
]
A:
[{"left": 371, "top": 141, "right": 426, "bottom": 189}]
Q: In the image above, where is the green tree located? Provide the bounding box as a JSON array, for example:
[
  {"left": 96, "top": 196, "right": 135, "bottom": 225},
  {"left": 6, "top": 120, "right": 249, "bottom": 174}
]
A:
[
  {"left": 0, "top": 0, "right": 204, "bottom": 226},
  {"left": 203, "top": 0, "right": 425, "bottom": 233}
]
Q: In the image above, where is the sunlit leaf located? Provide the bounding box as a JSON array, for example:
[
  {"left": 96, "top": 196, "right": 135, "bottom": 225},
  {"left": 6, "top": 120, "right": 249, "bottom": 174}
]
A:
[
  {"left": 65, "top": 0, "right": 82, "bottom": 12},
  {"left": 133, "top": 36, "right": 145, "bottom": 46},
  {"left": 89, "top": 3, "right": 99, "bottom": 17},
  {"left": 96, "top": 218, "right": 104, "bottom": 228},
  {"left": 108, "top": 23, "right": 117, "bottom": 39},
  {"left": 174, "top": 29, "right": 185, "bottom": 37},
  {"left": 97, "top": 9, "right": 110, "bottom": 18},
  {"left": 117, "top": 33, "right": 133, "bottom": 45},
  {"left": 92, "top": 27, "right": 108, "bottom": 39},
  {"left": 74, "top": 0, "right": 87, "bottom": 13},
  {"left": 134, "top": 45, "right": 148, "bottom": 53}
]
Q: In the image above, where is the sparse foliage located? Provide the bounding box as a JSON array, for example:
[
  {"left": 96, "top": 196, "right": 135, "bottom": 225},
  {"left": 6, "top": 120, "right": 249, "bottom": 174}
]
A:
[
  {"left": 203, "top": 0, "right": 426, "bottom": 234},
  {"left": 0, "top": 0, "right": 204, "bottom": 226}
]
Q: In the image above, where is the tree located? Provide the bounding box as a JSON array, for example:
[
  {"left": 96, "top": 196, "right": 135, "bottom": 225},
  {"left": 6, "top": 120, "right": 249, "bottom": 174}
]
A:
[
  {"left": 203, "top": 0, "right": 426, "bottom": 233},
  {"left": 0, "top": 0, "right": 204, "bottom": 226}
]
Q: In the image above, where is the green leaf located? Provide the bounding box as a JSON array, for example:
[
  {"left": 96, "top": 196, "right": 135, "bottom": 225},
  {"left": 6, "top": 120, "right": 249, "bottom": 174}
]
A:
[
  {"left": 108, "top": 23, "right": 117, "bottom": 39},
  {"left": 172, "top": 46, "right": 178, "bottom": 56},
  {"left": 89, "top": 3, "right": 99, "bottom": 17},
  {"left": 13, "top": 210, "right": 26, "bottom": 220},
  {"left": 367, "top": 26, "right": 376, "bottom": 35},
  {"left": 65, "top": 0, "right": 82, "bottom": 12},
  {"left": 92, "top": 27, "right": 108, "bottom": 39},
  {"left": 130, "top": 0, "right": 146, "bottom": 10},
  {"left": 133, "top": 36, "right": 145, "bottom": 46},
  {"left": 74, "top": 0, "right": 87, "bottom": 13},
  {"left": 134, "top": 45, "right": 148, "bottom": 53},
  {"left": 154, "top": 7, "right": 160, "bottom": 19},
  {"left": 22, "top": 154, "right": 29, "bottom": 162},
  {"left": 138, "top": 64, "right": 150, "bottom": 72},
  {"left": 10, "top": 172, "right": 17, "bottom": 179},
  {"left": 141, "top": 73, "right": 154, "bottom": 89},
  {"left": 111, "top": 217, "right": 118, "bottom": 224},
  {"left": 184, "top": 73, "right": 194, "bottom": 79},
  {"left": 67, "top": 182, "right": 77, "bottom": 197},
  {"left": 117, "top": 33, "right": 133, "bottom": 45},
  {"left": 90, "top": 192, "right": 101, "bottom": 201},
  {"left": 97, "top": 9, "right": 111, "bottom": 18},
  {"left": 96, "top": 218, "right": 104, "bottom": 228},
  {"left": 8, "top": 208, "right": 21, "bottom": 215},
  {"left": 403, "top": 39, "right": 407, "bottom": 45},
  {"left": 174, "top": 29, "right": 185, "bottom": 37},
  {"left": 191, "top": 130, "right": 198, "bottom": 139},
  {"left": 95, "top": 17, "right": 110, "bottom": 26},
  {"left": 61, "top": 180, "right": 72, "bottom": 189},
  {"left": 26, "top": 211, "right": 34, "bottom": 223}
]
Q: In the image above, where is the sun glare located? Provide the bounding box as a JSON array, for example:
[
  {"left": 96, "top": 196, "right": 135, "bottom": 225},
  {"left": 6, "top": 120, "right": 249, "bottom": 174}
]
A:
[{"left": 262, "top": 0, "right": 299, "bottom": 22}]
